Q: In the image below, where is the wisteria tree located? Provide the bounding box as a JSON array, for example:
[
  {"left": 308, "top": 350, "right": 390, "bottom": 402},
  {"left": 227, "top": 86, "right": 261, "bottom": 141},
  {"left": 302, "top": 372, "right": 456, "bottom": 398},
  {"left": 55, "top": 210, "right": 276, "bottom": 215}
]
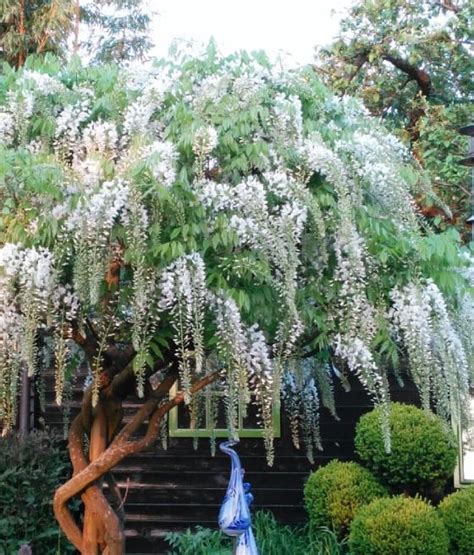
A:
[{"left": 0, "top": 48, "right": 472, "bottom": 553}]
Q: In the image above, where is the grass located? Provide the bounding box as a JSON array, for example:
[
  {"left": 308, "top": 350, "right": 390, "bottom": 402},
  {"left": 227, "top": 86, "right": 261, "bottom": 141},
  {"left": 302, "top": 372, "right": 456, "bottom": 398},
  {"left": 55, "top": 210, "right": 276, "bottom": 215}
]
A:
[{"left": 165, "top": 510, "right": 347, "bottom": 554}]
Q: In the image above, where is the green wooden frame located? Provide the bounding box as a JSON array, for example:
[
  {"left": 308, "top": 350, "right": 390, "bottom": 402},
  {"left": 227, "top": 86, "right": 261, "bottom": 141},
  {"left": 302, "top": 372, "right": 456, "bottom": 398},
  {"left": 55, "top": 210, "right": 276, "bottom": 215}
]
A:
[{"left": 168, "top": 382, "right": 281, "bottom": 438}]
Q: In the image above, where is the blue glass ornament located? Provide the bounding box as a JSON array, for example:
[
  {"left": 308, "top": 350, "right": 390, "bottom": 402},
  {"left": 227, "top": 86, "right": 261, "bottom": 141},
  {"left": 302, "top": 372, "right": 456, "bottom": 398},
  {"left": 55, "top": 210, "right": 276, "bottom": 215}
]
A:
[{"left": 218, "top": 440, "right": 259, "bottom": 554}]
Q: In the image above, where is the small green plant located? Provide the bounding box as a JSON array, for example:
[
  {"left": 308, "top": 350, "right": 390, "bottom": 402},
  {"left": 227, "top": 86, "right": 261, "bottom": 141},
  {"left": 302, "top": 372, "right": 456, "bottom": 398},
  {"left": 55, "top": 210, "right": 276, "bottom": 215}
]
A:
[
  {"left": 0, "top": 431, "right": 75, "bottom": 554},
  {"left": 252, "top": 510, "right": 346, "bottom": 555},
  {"left": 165, "top": 526, "right": 231, "bottom": 555},
  {"left": 349, "top": 495, "right": 449, "bottom": 555},
  {"left": 355, "top": 403, "right": 457, "bottom": 496},
  {"left": 438, "top": 486, "right": 474, "bottom": 554},
  {"left": 304, "top": 460, "right": 388, "bottom": 537},
  {"left": 165, "top": 510, "right": 347, "bottom": 554}
]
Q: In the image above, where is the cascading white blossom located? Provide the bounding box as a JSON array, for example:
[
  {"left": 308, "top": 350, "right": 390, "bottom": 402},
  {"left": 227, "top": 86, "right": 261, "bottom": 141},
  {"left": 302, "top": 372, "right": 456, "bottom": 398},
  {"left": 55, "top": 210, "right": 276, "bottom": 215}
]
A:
[
  {"left": 141, "top": 140, "right": 178, "bottom": 187},
  {"left": 159, "top": 253, "right": 207, "bottom": 403},
  {"left": 195, "top": 174, "right": 307, "bottom": 362},
  {"left": 0, "top": 112, "right": 15, "bottom": 146},
  {"left": 0, "top": 48, "right": 471, "bottom": 462},
  {"left": 55, "top": 87, "right": 94, "bottom": 156},
  {"left": 123, "top": 186, "right": 159, "bottom": 398},
  {"left": 82, "top": 120, "right": 118, "bottom": 156},
  {"left": 66, "top": 180, "right": 129, "bottom": 306},
  {"left": 272, "top": 93, "right": 304, "bottom": 148},
  {"left": 0, "top": 276, "right": 23, "bottom": 428},
  {"left": 191, "top": 74, "right": 230, "bottom": 112},
  {"left": 0, "top": 244, "right": 64, "bottom": 426},
  {"left": 193, "top": 126, "right": 218, "bottom": 157},
  {"left": 282, "top": 360, "right": 340, "bottom": 463},
  {"left": 389, "top": 280, "right": 470, "bottom": 423},
  {"left": 212, "top": 294, "right": 276, "bottom": 464},
  {"left": 122, "top": 74, "right": 176, "bottom": 139},
  {"left": 335, "top": 130, "right": 418, "bottom": 230},
  {"left": 158, "top": 253, "right": 277, "bottom": 462}
]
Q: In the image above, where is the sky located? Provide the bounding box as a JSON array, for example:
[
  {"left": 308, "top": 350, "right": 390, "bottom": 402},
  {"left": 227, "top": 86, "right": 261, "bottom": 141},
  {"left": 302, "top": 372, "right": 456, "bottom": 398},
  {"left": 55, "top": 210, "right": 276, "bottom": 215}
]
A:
[{"left": 150, "top": 0, "right": 353, "bottom": 66}]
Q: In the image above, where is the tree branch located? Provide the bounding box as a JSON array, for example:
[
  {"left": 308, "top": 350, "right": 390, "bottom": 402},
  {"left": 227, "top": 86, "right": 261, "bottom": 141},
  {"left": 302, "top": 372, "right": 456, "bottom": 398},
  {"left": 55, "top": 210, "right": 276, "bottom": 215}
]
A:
[
  {"left": 382, "top": 54, "right": 433, "bottom": 97},
  {"left": 436, "top": 1, "right": 460, "bottom": 14},
  {"left": 53, "top": 370, "right": 219, "bottom": 532}
]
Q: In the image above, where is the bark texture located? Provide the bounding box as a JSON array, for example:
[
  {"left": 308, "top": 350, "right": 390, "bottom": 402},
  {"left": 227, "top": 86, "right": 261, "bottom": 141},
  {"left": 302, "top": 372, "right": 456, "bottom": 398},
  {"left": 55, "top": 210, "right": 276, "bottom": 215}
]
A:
[{"left": 53, "top": 366, "right": 217, "bottom": 554}]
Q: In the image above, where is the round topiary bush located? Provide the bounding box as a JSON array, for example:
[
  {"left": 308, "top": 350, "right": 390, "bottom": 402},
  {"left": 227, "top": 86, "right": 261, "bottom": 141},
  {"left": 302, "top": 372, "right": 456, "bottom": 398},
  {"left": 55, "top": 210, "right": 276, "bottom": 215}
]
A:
[
  {"left": 303, "top": 460, "right": 388, "bottom": 537},
  {"left": 438, "top": 486, "right": 474, "bottom": 554},
  {"left": 349, "top": 496, "right": 449, "bottom": 555},
  {"left": 355, "top": 403, "right": 457, "bottom": 495}
]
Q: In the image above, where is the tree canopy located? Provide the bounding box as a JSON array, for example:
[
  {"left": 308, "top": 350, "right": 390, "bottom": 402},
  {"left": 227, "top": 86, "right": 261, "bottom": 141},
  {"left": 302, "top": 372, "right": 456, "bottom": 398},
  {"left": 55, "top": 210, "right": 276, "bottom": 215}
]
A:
[
  {"left": 317, "top": 0, "right": 473, "bottom": 223},
  {"left": 0, "top": 0, "right": 75, "bottom": 67},
  {"left": 0, "top": 46, "right": 472, "bottom": 550},
  {"left": 0, "top": 0, "right": 152, "bottom": 67}
]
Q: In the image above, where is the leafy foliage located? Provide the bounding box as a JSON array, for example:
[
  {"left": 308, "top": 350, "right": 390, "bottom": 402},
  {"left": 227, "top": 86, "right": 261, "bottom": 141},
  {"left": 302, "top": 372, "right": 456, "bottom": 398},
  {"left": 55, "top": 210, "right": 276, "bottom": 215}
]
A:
[
  {"left": 438, "top": 485, "right": 474, "bottom": 554},
  {"left": 355, "top": 403, "right": 458, "bottom": 496},
  {"left": 0, "top": 47, "right": 472, "bottom": 462},
  {"left": 317, "top": 0, "right": 473, "bottom": 222},
  {"left": 0, "top": 431, "right": 75, "bottom": 554},
  {"left": 0, "top": 0, "right": 152, "bottom": 69},
  {"left": 165, "top": 525, "right": 231, "bottom": 555},
  {"left": 165, "top": 510, "right": 347, "bottom": 555},
  {"left": 304, "top": 460, "right": 388, "bottom": 537},
  {"left": 349, "top": 495, "right": 449, "bottom": 555},
  {"left": 0, "top": 0, "right": 75, "bottom": 67},
  {"left": 80, "top": 0, "right": 153, "bottom": 64}
]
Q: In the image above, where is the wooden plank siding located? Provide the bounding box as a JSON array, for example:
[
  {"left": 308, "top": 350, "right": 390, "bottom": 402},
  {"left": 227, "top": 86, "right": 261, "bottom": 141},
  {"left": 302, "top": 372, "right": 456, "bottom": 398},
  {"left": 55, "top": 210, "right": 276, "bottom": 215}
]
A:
[{"left": 41, "top": 372, "right": 419, "bottom": 554}]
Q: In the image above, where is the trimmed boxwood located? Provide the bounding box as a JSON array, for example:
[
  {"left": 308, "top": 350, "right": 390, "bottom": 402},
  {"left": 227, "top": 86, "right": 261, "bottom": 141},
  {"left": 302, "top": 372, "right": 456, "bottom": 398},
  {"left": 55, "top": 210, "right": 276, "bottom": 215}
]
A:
[
  {"left": 355, "top": 403, "right": 457, "bottom": 495},
  {"left": 349, "top": 496, "right": 449, "bottom": 555},
  {"left": 303, "top": 460, "right": 388, "bottom": 537},
  {"left": 438, "top": 486, "right": 474, "bottom": 554}
]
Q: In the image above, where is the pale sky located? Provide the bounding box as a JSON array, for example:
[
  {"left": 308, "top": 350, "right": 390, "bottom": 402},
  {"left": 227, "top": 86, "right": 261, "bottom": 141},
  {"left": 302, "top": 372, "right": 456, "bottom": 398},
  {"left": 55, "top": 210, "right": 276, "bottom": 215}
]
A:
[{"left": 150, "top": 0, "right": 353, "bottom": 66}]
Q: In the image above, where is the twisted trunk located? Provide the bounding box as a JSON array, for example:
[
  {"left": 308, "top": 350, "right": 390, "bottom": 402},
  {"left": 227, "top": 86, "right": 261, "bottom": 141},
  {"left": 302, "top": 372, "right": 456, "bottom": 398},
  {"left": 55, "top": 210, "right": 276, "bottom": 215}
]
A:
[{"left": 53, "top": 367, "right": 217, "bottom": 554}]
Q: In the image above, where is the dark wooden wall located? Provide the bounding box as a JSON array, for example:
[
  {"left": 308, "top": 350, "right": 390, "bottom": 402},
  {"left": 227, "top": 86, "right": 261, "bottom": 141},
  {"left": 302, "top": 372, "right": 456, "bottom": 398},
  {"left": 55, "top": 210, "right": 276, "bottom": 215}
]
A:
[{"left": 42, "top": 372, "right": 419, "bottom": 554}]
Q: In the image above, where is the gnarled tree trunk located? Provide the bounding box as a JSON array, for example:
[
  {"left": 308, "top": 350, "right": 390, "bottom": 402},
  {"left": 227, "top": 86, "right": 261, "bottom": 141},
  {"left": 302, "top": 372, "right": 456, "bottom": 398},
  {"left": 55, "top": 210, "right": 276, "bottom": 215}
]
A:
[{"left": 53, "top": 359, "right": 217, "bottom": 554}]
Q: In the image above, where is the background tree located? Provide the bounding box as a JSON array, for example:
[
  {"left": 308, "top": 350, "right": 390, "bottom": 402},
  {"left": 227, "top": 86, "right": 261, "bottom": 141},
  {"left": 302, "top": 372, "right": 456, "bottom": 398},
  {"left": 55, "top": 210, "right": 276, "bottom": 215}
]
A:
[
  {"left": 0, "top": 0, "right": 152, "bottom": 68},
  {"left": 0, "top": 48, "right": 472, "bottom": 553},
  {"left": 78, "top": 0, "right": 153, "bottom": 63},
  {"left": 0, "top": 0, "right": 75, "bottom": 67},
  {"left": 317, "top": 0, "right": 473, "bottom": 225}
]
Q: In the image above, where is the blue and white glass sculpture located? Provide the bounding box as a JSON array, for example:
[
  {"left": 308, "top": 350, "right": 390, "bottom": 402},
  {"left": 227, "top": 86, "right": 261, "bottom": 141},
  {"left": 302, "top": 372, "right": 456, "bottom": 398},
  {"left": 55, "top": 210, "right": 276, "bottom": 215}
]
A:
[{"left": 218, "top": 440, "right": 259, "bottom": 554}]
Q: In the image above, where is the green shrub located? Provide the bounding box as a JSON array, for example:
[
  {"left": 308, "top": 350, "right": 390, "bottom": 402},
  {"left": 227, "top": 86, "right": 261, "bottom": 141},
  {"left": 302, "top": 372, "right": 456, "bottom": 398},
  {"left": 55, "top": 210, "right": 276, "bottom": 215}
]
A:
[
  {"left": 438, "top": 486, "right": 474, "bottom": 554},
  {"left": 349, "top": 496, "right": 449, "bottom": 555},
  {"left": 304, "top": 460, "right": 388, "bottom": 537},
  {"left": 0, "top": 431, "right": 75, "bottom": 554},
  {"left": 355, "top": 403, "right": 457, "bottom": 495}
]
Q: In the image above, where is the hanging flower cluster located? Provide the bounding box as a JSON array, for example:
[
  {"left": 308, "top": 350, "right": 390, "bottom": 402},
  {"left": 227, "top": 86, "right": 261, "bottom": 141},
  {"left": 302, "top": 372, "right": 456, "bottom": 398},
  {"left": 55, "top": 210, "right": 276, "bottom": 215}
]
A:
[
  {"left": 0, "top": 243, "right": 78, "bottom": 425},
  {"left": 65, "top": 180, "right": 129, "bottom": 307},
  {"left": 282, "top": 360, "right": 339, "bottom": 462},
  {"left": 335, "top": 130, "right": 417, "bottom": 230},
  {"left": 389, "top": 280, "right": 470, "bottom": 423},
  {"left": 0, "top": 47, "right": 471, "bottom": 461},
  {"left": 159, "top": 253, "right": 207, "bottom": 402}
]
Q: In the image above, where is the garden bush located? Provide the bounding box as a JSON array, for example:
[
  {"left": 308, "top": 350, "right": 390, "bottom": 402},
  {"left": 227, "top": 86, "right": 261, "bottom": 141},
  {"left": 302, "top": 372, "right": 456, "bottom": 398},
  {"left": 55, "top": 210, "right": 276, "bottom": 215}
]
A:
[
  {"left": 355, "top": 403, "right": 457, "bottom": 496},
  {"left": 0, "top": 431, "right": 75, "bottom": 554},
  {"left": 349, "top": 496, "right": 449, "bottom": 555},
  {"left": 438, "top": 486, "right": 474, "bottom": 554},
  {"left": 303, "top": 460, "right": 387, "bottom": 537}
]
